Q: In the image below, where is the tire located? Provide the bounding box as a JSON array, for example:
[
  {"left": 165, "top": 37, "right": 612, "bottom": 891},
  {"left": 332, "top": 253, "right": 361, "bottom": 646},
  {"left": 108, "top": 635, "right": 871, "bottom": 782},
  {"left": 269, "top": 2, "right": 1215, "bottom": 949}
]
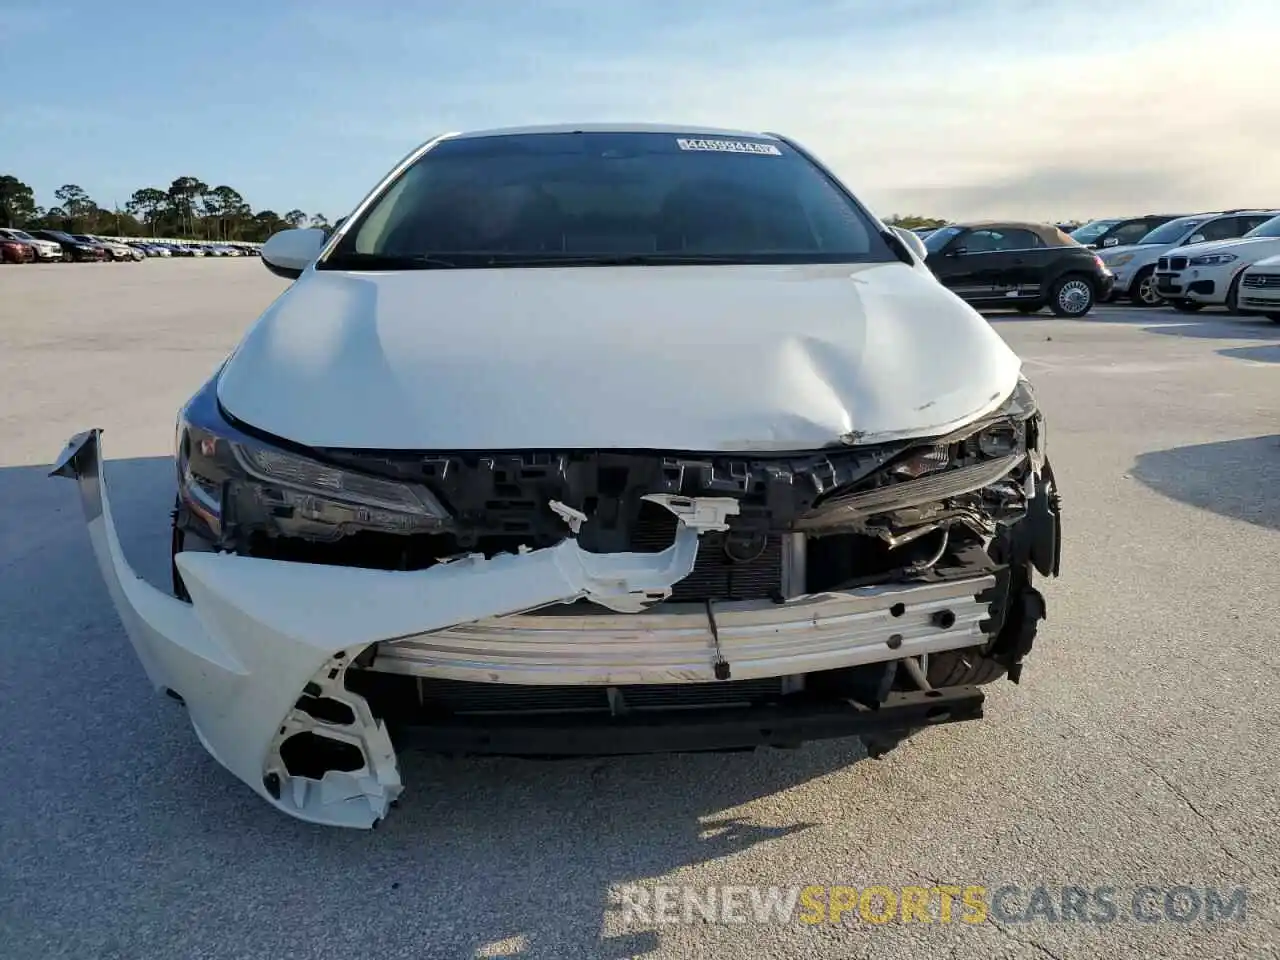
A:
[
  {"left": 1049, "top": 274, "right": 1095, "bottom": 317},
  {"left": 925, "top": 648, "right": 1008, "bottom": 687},
  {"left": 1170, "top": 300, "right": 1203, "bottom": 313},
  {"left": 1128, "top": 267, "right": 1163, "bottom": 307},
  {"left": 170, "top": 497, "right": 216, "bottom": 600}
]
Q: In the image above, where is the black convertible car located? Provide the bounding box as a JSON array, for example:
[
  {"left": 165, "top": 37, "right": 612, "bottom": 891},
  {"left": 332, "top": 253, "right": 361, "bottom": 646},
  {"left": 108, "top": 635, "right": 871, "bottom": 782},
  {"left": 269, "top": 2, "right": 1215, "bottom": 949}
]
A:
[{"left": 924, "top": 221, "right": 1114, "bottom": 317}]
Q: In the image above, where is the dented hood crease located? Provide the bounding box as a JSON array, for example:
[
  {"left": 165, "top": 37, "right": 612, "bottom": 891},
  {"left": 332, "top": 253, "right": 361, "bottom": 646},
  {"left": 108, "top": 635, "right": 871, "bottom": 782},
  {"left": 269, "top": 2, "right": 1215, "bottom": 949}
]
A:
[{"left": 217, "top": 263, "right": 1021, "bottom": 451}]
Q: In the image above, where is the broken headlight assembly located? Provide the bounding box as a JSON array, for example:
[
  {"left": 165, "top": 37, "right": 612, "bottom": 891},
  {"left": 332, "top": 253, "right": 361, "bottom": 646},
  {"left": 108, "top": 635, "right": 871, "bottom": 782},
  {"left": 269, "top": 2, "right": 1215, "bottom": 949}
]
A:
[
  {"left": 796, "top": 377, "right": 1041, "bottom": 531},
  {"left": 175, "top": 411, "right": 451, "bottom": 545}
]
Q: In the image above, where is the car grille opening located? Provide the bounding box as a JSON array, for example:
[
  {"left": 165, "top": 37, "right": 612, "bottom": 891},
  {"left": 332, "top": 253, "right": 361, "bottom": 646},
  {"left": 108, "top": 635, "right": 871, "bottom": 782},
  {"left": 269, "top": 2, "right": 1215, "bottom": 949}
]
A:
[
  {"left": 402, "top": 677, "right": 788, "bottom": 715},
  {"left": 627, "top": 499, "right": 783, "bottom": 602}
]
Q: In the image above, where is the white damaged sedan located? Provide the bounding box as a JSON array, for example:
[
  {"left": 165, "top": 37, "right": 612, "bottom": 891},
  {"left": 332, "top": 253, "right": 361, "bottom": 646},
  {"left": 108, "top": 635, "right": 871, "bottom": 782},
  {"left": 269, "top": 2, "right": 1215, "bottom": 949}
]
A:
[{"left": 55, "top": 124, "right": 1061, "bottom": 828}]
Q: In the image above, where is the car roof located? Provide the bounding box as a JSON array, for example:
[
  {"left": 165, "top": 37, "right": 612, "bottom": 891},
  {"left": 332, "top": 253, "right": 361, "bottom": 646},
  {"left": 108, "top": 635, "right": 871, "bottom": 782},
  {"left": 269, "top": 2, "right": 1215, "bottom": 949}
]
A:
[
  {"left": 447, "top": 122, "right": 779, "bottom": 141},
  {"left": 952, "top": 220, "right": 1055, "bottom": 231}
]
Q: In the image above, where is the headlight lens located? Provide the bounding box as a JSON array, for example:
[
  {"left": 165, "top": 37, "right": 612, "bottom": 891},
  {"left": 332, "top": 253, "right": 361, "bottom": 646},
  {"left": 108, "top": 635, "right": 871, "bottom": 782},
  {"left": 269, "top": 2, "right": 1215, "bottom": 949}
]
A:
[
  {"left": 1188, "top": 253, "right": 1237, "bottom": 265},
  {"left": 176, "top": 420, "right": 451, "bottom": 542},
  {"left": 887, "top": 377, "right": 1038, "bottom": 479},
  {"left": 1105, "top": 253, "right": 1134, "bottom": 267}
]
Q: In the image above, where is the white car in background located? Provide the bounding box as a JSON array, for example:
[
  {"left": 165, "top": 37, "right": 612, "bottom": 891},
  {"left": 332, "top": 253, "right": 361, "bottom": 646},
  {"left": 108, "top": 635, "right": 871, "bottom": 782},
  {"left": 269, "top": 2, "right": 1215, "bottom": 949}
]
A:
[
  {"left": 1236, "top": 254, "right": 1280, "bottom": 322},
  {"left": 86, "top": 235, "right": 140, "bottom": 261},
  {"left": 1098, "top": 210, "right": 1276, "bottom": 307},
  {"left": 0, "top": 227, "right": 63, "bottom": 261},
  {"left": 1153, "top": 214, "right": 1280, "bottom": 313},
  {"left": 52, "top": 123, "right": 1061, "bottom": 828}
]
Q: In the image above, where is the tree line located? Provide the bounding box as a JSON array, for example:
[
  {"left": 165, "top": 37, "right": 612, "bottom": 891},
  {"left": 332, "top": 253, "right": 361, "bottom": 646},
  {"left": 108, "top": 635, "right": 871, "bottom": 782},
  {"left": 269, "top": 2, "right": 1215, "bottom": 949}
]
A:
[
  {"left": 1, "top": 172, "right": 958, "bottom": 242},
  {"left": 0, "top": 174, "right": 329, "bottom": 242}
]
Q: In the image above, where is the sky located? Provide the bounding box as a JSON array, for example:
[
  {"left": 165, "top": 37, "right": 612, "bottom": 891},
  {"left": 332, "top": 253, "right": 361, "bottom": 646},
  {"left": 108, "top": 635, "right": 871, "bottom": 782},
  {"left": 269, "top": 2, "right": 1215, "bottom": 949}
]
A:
[{"left": 2, "top": 0, "right": 1277, "bottom": 223}]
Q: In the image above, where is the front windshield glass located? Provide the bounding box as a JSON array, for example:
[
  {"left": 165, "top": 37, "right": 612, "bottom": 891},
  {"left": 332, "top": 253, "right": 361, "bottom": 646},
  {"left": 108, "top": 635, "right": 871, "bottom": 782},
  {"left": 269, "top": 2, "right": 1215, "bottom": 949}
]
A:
[
  {"left": 1138, "top": 218, "right": 1204, "bottom": 245},
  {"left": 324, "top": 131, "right": 894, "bottom": 268},
  {"left": 924, "top": 225, "right": 963, "bottom": 253},
  {"left": 1244, "top": 215, "right": 1280, "bottom": 239},
  {"left": 1070, "top": 219, "right": 1121, "bottom": 243}
]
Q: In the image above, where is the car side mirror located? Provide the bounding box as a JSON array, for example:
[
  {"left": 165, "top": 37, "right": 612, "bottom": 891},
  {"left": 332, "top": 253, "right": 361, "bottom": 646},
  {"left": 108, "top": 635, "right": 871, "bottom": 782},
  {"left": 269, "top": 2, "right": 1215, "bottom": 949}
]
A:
[
  {"left": 1186, "top": 233, "right": 1206, "bottom": 245},
  {"left": 261, "top": 227, "right": 327, "bottom": 280},
  {"left": 888, "top": 225, "right": 928, "bottom": 262},
  {"left": 1102, "top": 237, "right": 1119, "bottom": 247}
]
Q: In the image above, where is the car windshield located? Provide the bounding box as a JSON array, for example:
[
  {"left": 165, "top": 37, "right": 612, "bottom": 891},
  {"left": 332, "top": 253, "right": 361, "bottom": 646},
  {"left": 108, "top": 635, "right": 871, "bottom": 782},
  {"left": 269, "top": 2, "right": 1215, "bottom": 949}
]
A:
[
  {"left": 323, "top": 131, "right": 894, "bottom": 268},
  {"left": 4, "top": 229, "right": 34, "bottom": 240},
  {"left": 1244, "top": 215, "right": 1280, "bottom": 239},
  {"left": 923, "top": 225, "right": 964, "bottom": 253},
  {"left": 1138, "top": 218, "right": 1204, "bottom": 245},
  {"left": 1070, "top": 219, "right": 1122, "bottom": 243}
]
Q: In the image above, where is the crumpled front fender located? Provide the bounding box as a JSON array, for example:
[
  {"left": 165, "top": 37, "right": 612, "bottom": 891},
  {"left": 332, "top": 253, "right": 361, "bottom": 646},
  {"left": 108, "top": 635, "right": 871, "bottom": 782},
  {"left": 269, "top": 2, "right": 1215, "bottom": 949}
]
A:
[{"left": 51, "top": 429, "right": 738, "bottom": 828}]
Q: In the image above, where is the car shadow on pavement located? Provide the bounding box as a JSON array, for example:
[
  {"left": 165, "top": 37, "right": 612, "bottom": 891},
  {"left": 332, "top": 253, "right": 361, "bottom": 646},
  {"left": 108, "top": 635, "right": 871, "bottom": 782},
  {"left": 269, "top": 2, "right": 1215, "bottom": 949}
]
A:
[
  {"left": 1130, "top": 435, "right": 1280, "bottom": 532},
  {"left": 1140, "top": 317, "right": 1280, "bottom": 341},
  {"left": 3, "top": 454, "right": 890, "bottom": 960},
  {"left": 1218, "top": 344, "right": 1280, "bottom": 364}
]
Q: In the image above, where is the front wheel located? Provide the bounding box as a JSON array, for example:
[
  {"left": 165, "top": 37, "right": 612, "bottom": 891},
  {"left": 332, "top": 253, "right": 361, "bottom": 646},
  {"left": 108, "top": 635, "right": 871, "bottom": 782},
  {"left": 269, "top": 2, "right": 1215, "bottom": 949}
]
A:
[
  {"left": 1129, "top": 267, "right": 1163, "bottom": 307},
  {"left": 1171, "top": 300, "right": 1204, "bottom": 313},
  {"left": 1049, "top": 275, "right": 1095, "bottom": 317},
  {"left": 170, "top": 497, "right": 216, "bottom": 600}
]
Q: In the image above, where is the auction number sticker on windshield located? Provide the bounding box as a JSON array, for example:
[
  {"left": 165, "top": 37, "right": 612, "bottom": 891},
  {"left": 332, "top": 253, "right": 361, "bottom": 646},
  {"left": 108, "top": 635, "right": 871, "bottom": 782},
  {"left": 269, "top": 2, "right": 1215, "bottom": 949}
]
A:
[{"left": 676, "top": 138, "right": 783, "bottom": 156}]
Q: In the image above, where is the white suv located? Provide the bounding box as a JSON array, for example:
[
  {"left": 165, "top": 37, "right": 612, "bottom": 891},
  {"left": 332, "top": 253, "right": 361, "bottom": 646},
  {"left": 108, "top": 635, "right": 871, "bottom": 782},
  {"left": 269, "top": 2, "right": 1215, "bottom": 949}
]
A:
[
  {"left": 1098, "top": 211, "right": 1275, "bottom": 307},
  {"left": 1236, "top": 254, "right": 1280, "bottom": 322},
  {"left": 1154, "top": 213, "right": 1280, "bottom": 313}
]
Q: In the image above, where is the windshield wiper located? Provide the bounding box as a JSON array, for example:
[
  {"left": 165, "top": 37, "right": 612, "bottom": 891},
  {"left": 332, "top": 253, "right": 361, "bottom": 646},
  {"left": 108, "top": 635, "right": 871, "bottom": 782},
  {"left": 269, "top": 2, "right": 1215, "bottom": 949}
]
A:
[
  {"left": 481, "top": 254, "right": 768, "bottom": 267},
  {"left": 321, "top": 252, "right": 464, "bottom": 270}
]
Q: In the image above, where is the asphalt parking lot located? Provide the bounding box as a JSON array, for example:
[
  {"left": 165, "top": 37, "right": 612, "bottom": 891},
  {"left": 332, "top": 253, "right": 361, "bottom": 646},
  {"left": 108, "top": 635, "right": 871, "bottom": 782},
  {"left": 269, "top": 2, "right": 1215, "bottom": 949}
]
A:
[{"left": 2, "top": 260, "right": 1277, "bottom": 960}]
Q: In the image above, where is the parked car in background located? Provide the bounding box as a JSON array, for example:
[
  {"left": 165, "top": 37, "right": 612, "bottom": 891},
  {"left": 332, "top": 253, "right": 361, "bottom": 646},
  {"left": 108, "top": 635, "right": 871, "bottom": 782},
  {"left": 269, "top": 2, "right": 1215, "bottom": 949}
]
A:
[
  {"left": 923, "top": 220, "right": 1112, "bottom": 316},
  {"left": 1070, "top": 214, "right": 1183, "bottom": 251},
  {"left": 1236, "top": 254, "right": 1280, "bottom": 322},
  {"left": 0, "top": 227, "right": 63, "bottom": 261},
  {"left": 1153, "top": 213, "right": 1280, "bottom": 313},
  {"left": 1098, "top": 210, "right": 1277, "bottom": 306},
  {"left": 0, "top": 234, "right": 36, "bottom": 263},
  {"left": 76, "top": 234, "right": 134, "bottom": 262},
  {"left": 27, "top": 229, "right": 108, "bottom": 262}
]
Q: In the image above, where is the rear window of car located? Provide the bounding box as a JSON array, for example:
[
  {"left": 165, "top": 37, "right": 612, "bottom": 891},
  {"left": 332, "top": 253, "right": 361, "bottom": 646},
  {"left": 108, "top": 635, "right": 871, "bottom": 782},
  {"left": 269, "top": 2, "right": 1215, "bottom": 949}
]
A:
[{"left": 324, "top": 131, "right": 896, "bottom": 268}]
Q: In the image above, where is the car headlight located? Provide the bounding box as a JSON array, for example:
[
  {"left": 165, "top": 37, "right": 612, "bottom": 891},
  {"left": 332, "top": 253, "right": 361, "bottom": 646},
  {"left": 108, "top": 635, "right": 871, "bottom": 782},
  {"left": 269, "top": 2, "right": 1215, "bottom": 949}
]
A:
[
  {"left": 176, "top": 417, "right": 451, "bottom": 543},
  {"left": 1188, "top": 253, "right": 1237, "bottom": 266},
  {"left": 891, "top": 376, "right": 1039, "bottom": 478},
  {"left": 1104, "top": 253, "right": 1134, "bottom": 267},
  {"left": 797, "top": 379, "right": 1043, "bottom": 531}
]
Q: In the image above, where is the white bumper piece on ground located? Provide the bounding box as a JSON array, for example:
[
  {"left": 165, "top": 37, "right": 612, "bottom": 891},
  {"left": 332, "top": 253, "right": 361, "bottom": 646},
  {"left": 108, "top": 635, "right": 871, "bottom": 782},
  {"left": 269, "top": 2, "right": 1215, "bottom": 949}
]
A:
[{"left": 54, "top": 429, "right": 996, "bottom": 828}]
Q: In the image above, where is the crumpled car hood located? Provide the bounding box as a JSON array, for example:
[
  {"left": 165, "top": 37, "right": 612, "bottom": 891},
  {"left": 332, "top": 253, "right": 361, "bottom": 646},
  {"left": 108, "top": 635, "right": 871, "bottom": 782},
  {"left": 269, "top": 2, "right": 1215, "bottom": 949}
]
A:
[{"left": 217, "top": 262, "right": 1021, "bottom": 451}]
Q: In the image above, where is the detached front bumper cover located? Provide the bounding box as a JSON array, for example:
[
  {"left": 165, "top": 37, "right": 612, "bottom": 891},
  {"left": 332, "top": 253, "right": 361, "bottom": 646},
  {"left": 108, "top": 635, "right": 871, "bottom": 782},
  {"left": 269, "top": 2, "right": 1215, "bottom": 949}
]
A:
[
  {"left": 53, "top": 429, "right": 749, "bottom": 827},
  {"left": 54, "top": 428, "right": 1000, "bottom": 829}
]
